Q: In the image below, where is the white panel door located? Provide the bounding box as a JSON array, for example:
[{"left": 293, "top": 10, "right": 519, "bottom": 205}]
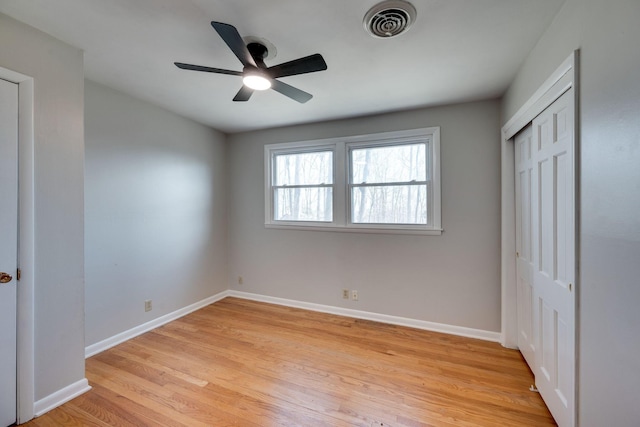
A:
[
  {"left": 531, "top": 89, "right": 575, "bottom": 427},
  {"left": 514, "top": 125, "right": 535, "bottom": 369},
  {"left": 0, "top": 78, "right": 18, "bottom": 427}
]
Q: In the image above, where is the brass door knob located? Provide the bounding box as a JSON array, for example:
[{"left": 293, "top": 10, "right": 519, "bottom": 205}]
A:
[{"left": 0, "top": 272, "right": 12, "bottom": 283}]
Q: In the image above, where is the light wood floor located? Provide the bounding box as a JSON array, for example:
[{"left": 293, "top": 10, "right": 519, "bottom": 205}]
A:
[{"left": 23, "top": 297, "right": 556, "bottom": 426}]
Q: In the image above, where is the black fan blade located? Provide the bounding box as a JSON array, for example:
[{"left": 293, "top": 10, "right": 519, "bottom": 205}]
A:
[
  {"left": 233, "top": 85, "right": 254, "bottom": 102},
  {"left": 174, "top": 62, "right": 242, "bottom": 76},
  {"left": 270, "top": 79, "right": 313, "bottom": 103},
  {"left": 268, "top": 54, "right": 327, "bottom": 78},
  {"left": 211, "top": 21, "right": 257, "bottom": 68}
]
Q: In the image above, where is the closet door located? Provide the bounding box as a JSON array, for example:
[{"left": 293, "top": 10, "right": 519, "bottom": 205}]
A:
[
  {"left": 531, "top": 89, "right": 576, "bottom": 427},
  {"left": 514, "top": 125, "right": 535, "bottom": 369}
]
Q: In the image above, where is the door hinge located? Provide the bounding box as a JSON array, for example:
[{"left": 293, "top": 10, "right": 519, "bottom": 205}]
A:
[
  {"left": 569, "top": 282, "right": 572, "bottom": 292},
  {"left": 17, "top": 268, "right": 21, "bottom": 281}
]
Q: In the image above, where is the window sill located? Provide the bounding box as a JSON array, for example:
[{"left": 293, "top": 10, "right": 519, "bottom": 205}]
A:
[{"left": 264, "top": 223, "right": 443, "bottom": 236}]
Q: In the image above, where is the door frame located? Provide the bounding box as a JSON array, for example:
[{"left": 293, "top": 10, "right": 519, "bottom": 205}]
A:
[
  {"left": 0, "top": 66, "right": 35, "bottom": 424},
  {"left": 500, "top": 51, "right": 579, "bottom": 421}
]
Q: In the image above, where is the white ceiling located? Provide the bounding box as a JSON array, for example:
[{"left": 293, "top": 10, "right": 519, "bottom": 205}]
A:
[{"left": 0, "top": 0, "right": 564, "bottom": 133}]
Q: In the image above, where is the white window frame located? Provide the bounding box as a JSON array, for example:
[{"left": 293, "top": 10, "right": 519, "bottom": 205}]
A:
[
  {"left": 264, "top": 127, "right": 441, "bottom": 235},
  {"left": 267, "top": 142, "right": 337, "bottom": 226}
]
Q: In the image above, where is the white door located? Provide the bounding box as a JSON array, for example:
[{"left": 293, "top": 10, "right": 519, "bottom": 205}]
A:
[
  {"left": 514, "top": 125, "right": 535, "bottom": 369},
  {"left": 0, "top": 78, "right": 19, "bottom": 427},
  {"left": 531, "top": 89, "right": 576, "bottom": 427}
]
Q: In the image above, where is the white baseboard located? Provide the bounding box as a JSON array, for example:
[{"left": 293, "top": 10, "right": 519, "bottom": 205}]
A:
[
  {"left": 85, "top": 289, "right": 500, "bottom": 361},
  {"left": 85, "top": 290, "right": 231, "bottom": 358},
  {"left": 34, "top": 378, "right": 91, "bottom": 417},
  {"left": 228, "top": 291, "right": 501, "bottom": 343}
]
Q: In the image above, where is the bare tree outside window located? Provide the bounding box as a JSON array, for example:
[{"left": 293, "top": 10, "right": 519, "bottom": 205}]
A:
[
  {"left": 350, "top": 143, "right": 428, "bottom": 224},
  {"left": 273, "top": 150, "right": 333, "bottom": 222}
]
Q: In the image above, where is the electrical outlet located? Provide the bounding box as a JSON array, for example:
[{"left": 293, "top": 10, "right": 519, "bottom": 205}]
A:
[
  {"left": 238, "top": 276, "right": 243, "bottom": 285},
  {"left": 144, "top": 300, "right": 152, "bottom": 312},
  {"left": 342, "top": 289, "right": 349, "bottom": 299},
  {"left": 351, "top": 290, "right": 358, "bottom": 301}
]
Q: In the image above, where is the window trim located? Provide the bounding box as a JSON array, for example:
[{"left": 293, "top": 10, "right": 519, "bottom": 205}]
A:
[{"left": 264, "top": 127, "right": 442, "bottom": 235}]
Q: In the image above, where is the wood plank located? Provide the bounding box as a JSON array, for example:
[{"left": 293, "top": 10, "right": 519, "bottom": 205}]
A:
[{"left": 22, "top": 297, "right": 556, "bottom": 426}]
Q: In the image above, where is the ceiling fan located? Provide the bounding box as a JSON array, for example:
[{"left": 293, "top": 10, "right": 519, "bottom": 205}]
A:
[{"left": 175, "top": 21, "right": 328, "bottom": 103}]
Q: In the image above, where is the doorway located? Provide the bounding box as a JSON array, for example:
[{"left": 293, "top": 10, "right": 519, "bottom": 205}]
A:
[
  {"left": 0, "top": 66, "right": 36, "bottom": 425},
  {"left": 501, "top": 52, "right": 579, "bottom": 427},
  {"left": 0, "top": 77, "right": 18, "bottom": 427}
]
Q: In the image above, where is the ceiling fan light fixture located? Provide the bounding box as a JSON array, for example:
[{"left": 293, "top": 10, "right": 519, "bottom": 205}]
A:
[{"left": 243, "top": 72, "right": 271, "bottom": 90}]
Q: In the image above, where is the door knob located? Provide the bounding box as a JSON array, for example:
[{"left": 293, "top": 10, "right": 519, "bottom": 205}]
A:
[{"left": 0, "top": 272, "right": 12, "bottom": 283}]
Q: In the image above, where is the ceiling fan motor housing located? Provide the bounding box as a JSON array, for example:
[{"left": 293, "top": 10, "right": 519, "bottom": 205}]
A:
[
  {"left": 364, "top": 0, "right": 417, "bottom": 38},
  {"left": 247, "top": 42, "right": 269, "bottom": 61}
]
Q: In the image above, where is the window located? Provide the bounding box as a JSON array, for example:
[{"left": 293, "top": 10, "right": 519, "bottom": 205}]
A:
[
  {"left": 349, "top": 142, "right": 428, "bottom": 225},
  {"left": 265, "top": 128, "right": 441, "bottom": 234},
  {"left": 272, "top": 150, "right": 333, "bottom": 222}
]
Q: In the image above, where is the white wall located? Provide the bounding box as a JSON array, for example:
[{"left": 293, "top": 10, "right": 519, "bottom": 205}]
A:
[
  {"left": 84, "top": 80, "right": 228, "bottom": 346},
  {"left": 0, "top": 14, "right": 85, "bottom": 401},
  {"left": 503, "top": 0, "right": 640, "bottom": 424},
  {"left": 228, "top": 100, "right": 502, "bottom": 332}
]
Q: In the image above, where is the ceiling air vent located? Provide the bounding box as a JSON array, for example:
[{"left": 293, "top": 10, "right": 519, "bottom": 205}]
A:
[{"left": 364, "top": 0, "right": 417, "bottom": 38}]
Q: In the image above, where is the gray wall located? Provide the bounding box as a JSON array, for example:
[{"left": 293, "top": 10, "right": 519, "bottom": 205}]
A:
[
  {"left": 84, "top": 80, "right": 228, "bottom": 346},
  {"left": 228, "top": 100, "right": 502, "bottom": 332},
  {"left": 503, "top": 0, "right": 640, "bottom": 424},
  {"left": 8, "top": 1, "right": 638, "bottom": 423},
  {"left": 0, "top": 14, "right": 85, "bottom": 400}
]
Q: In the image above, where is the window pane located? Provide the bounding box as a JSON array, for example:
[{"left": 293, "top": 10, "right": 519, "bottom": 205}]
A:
[
  {"left": 275, "top": 187, "right": 333, "bottom": 222},
  {"left": 351, "top": 185, "right": 427, "bottom": 224},
  {"left": 275, "top": 151, "right": 333, "bottom": 186},
  {"left": 351, "top": 143, "right": 426, "bottom": 184}
]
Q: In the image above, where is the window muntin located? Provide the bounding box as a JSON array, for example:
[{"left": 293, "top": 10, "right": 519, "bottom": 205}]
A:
[
  {"left": 349, "top": 142, "right": 429, "bottom": 225},
  {"left": 271, "top": 150, "right": 334, "bottom": 222},
  {"left": 265, "top": 128, "right": 441, "bottom": 234}
]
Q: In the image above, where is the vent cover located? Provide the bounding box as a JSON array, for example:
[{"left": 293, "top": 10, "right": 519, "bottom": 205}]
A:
[{"left": 364, "top": 0, "right": 417, "bottom": 38}]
